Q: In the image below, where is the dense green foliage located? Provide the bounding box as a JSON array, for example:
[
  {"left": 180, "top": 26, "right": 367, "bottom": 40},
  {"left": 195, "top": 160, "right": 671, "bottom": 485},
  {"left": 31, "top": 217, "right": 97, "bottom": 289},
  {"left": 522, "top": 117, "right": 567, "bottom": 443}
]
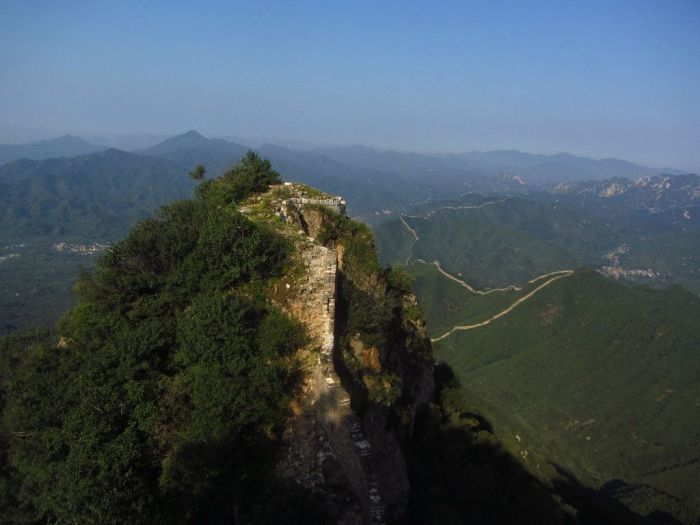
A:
[
  {"left": 407, "top": 261, "right": 546, "bottom": 337},
  {"left": 432, "top": 270, "right": 700, "bottom": 523},
  {"left": 0, "top": 157, "right": 322, "bottom": 523},
  {"left": 196, "top": 151, "right": 281, "bottom": 207},
  {"left": 0, "top": 150, "right": 193, "bottom": 242},
  {"left": 375, "top": 196, "right": 610, "bottom": 288},
  {"left": 375, "top": 193, "right": 700, "bottom": 293}
]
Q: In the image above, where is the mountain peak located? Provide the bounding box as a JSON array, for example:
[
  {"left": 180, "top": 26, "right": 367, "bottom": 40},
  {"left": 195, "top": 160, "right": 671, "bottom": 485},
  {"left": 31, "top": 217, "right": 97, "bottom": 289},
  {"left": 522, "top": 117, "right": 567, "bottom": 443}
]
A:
[{"left": 178, "top": 130, "right": 205, "bottom": 139}]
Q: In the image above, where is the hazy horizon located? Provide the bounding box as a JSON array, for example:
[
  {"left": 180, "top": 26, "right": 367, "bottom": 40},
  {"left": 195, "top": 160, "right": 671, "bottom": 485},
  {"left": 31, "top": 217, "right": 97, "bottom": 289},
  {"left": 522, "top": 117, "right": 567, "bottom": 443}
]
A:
[{"left": 2, "top": 1, "right": 699, "bottom": 171}]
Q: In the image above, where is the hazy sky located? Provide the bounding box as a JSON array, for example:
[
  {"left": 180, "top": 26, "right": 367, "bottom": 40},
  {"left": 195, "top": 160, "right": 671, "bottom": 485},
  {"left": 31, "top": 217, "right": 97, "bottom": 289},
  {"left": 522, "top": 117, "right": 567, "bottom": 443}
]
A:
[{"left": 1, "top": 0, "right": 699, "bottom": 169}]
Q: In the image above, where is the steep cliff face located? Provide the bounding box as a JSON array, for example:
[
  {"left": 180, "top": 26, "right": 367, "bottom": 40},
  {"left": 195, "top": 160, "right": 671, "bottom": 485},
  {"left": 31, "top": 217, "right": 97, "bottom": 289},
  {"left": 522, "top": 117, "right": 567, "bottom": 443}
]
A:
[{"left": 240, "top": 183, "right": 434, "bottom": 523}]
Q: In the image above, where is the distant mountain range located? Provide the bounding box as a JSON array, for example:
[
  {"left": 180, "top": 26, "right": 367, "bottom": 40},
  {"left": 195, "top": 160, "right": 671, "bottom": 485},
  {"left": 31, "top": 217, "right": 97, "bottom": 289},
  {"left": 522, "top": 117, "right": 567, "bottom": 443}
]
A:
[
  {"left": 136, "top": 130, "right": 249, "bottom": 175},
  {"left": 3, "top": 130, "right": 690, "bottom": 191},
  {"left": 2, "top": 130, "right": 696, "bottom": 242},
  {"left": 310, "top": 145, "right": 686, "bottom": 187},
  {"left": 549, "top": 174, "right": 700, "bottom": 228},
  {"left": 1, "top": 130, "right": 697, "bottom": 334},
  {"left": 0, "top": 135, "right": 106, "bottom": 165},
  {"left": 0, "top": 149, "right": 191, "bottom": 241}
]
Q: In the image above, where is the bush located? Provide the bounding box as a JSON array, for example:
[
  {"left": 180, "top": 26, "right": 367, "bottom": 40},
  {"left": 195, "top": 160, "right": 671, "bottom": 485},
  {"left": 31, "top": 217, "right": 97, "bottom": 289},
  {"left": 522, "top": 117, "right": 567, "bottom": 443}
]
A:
[
  {"left": 197, "top": 150, "right": 281, "bottom": 206},
  {"left": 0, "top": 157, "right": 308, "bottom": 524},
  {"left": 387, "top": 265, "right": 415, "bottom": 295}
]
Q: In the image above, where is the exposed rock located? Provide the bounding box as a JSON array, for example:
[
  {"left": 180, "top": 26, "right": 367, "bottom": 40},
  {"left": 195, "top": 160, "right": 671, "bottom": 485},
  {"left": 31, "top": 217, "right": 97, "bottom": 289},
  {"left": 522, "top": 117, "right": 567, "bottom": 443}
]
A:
[{"left": 251, "top": 182, "right": 433, "bottom": 523}]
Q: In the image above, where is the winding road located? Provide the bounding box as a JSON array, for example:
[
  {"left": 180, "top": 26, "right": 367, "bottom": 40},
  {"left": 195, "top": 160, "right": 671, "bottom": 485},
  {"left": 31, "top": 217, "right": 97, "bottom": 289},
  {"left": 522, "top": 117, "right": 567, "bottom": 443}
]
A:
[
  {"left": 398, "top": 209, "right": 574, "bottom": 342},
  {"left": 430, "top": 270, "right": 573, "bottom": 342}
]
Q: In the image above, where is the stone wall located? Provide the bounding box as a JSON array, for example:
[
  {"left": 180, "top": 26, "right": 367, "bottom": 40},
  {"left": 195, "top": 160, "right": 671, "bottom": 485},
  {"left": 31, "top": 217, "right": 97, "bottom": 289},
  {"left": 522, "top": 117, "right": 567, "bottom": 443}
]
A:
[
  {"left": 282, "top": 196, "right": 347, "bottom": 218},
  {"left": 274, "top": 204, "right": 390, "bottom": 523}
]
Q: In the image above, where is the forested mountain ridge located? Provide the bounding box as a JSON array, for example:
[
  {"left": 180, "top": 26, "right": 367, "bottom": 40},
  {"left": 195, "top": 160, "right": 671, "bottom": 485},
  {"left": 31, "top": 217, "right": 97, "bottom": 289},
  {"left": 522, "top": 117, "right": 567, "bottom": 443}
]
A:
[
  {"left": 0, "top": 154, "right": 434, "bottom": 523},
  {"left": 0, "top": 148, "right": 194, "bottom": 242},
  {"left": 375, "top": 189, "right": 700, "bottom": 523},
  {"left": 429, "top": 270, "right": 700, "bottom": 524},
  {"left": 0, "top": 135, "right": 106, "bottom": 166},
  {"left": 2, "top": 153, "right": 694, "bottom": 523}
]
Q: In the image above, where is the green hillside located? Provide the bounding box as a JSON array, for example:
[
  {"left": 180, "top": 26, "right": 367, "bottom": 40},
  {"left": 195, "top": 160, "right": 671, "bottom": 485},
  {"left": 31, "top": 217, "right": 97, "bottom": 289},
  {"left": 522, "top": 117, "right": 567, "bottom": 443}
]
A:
[
  {"left": 617, "top": 228, "right": 700, "bottom": 294},
  {"left": 374, "top": 194, "right": 700, "bottom": 293},
  {"left": 0, "top": 153, "right": 323, "bottom": 523},
  {"left": 407, "top": 261, "right": 566, "bottom": 338},
  {"left": 0, "top": 149, "right": 198, "bottom": 335},
  {"left": 431, "top": 270, "right": 700, "bottom": 523},
  {"left": 375, "top": 196, "right": 612, "bottom": 288},
  {"left": 0, "top": 149, "right": 193, "bottom": 242}
]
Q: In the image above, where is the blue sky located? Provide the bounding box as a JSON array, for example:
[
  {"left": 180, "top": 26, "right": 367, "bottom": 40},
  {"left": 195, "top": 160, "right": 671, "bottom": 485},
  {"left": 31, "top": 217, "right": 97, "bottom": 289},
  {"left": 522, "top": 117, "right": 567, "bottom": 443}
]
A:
[{"left": 1, "top": 0, "right": 699, "bottom": 169}]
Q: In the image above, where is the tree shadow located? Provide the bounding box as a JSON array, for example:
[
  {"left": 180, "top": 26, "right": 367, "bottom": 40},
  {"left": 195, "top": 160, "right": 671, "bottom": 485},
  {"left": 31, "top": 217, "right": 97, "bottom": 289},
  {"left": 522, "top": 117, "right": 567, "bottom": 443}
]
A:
[
  {"left": 551, "top": 466, "right": 684, "bottom": 525},
  {"left": 400, "top": 362, "right": 686, "bottom": 525}
]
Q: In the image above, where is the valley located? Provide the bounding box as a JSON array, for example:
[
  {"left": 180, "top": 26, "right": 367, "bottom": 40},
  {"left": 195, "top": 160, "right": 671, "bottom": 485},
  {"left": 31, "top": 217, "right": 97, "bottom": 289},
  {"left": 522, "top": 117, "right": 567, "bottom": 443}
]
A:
[
  {"left": 375, "top": 191, "right": 700, "bottom": 524},
  {"left": 1, "top": 133, "right": 698, "bottom": 523}
]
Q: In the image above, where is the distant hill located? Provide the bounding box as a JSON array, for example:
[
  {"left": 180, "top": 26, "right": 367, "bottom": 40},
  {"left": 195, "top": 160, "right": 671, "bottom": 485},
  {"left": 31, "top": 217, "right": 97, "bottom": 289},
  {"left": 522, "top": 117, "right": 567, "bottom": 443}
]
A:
[
  {"left": 136, "top": 132, "right": 453, "bottom": 215},
  {"left": 0, "top": 148, "right": 197, "bottom": 334},
  {"left": 374, "top": 190, "right": 700, "bottom": 293},
  {"left": 375, "top": 195, "right": 615, "bottom": 288},
  {"left": 312, "top": 145, "right": 679, "bottom": 187},
  {"left": 0, "top": 148, "right": 193, "bottom": 242},
  {"left": 441, "top": 150, "right": 678, "bottom": 185},
  {"left": 550, "top": 173, "right": 700, "bottom": 229},
  {"left": 430, "top": 270, "right": 700, "bottom": 524},
  {"left": 0, "top": 135, "right": 105, "bottom": 166},
  {"left": 138, "top": 130, "right": 249, "bottom": 175}
]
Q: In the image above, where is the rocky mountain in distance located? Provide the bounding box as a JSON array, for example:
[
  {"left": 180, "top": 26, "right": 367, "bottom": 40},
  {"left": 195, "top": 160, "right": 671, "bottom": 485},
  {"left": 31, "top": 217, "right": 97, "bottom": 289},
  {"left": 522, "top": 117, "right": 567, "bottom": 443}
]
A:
[{"left": 550, "top": 173, "right": 700, "bottom": 228}]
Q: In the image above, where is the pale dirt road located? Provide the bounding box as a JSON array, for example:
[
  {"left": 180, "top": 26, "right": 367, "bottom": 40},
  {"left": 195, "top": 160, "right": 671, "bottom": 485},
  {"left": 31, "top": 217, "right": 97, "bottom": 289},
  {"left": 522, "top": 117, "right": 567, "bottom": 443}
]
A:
[
  {"left": 398, "top": 207, "right": 574, "bottom": 342},
  {"left": 431, "top": 270, "right": 573, "bottom": 342}
]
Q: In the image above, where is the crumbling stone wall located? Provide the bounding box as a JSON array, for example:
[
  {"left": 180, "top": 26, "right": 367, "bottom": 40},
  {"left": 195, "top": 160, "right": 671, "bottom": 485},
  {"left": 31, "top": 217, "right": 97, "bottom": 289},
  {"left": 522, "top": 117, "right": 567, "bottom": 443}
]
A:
[{"left": 273, "top": 203, "right": 391, "bottom": 523}]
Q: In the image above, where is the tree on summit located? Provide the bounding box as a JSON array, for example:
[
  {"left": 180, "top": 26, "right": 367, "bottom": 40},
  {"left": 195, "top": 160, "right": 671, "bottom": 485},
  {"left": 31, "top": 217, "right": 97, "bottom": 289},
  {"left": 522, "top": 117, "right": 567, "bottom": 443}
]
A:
[
  {"left": 224, "top": 150, "right": 281, "bottom": 197},
  {"left": 197, "top": 150, "right": 282, "bottom": 206},
  {"left": 188, "top": 164, "right": 206, "bottom": 181}
]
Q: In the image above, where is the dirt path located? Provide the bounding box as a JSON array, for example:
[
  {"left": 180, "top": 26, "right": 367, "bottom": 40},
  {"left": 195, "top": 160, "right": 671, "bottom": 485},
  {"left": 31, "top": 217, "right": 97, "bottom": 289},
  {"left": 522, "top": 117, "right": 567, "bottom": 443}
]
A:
[
  {"left": 405, "top": 196, "right": 512, "bottom": 219},
  {"left": 398, "top": 206, "right": 574, "bottom": 341},
  {"left": 415, "top": 259, "right": 523, "bottom": 294},
  {"left": 431, "top": 270, "right": 573, "bottom": 342}
]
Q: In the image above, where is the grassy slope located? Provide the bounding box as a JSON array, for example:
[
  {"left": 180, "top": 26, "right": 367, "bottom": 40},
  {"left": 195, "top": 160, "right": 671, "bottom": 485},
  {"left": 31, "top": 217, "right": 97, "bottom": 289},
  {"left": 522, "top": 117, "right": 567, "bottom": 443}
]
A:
[
  {"left": 374, "top": 197, "right": 615, "bottom": 289},
  {"left": 408, "top": 261, "right": 550, "bottom": 338},
  {"left": 432, "top": 270, "right": 700, "bottom": 521},
  {"left": 374, "top": 216, "right": 414, "bottom": 267},
  {"left": 374, "top": 195, "right": 700, "bottom": 295}
]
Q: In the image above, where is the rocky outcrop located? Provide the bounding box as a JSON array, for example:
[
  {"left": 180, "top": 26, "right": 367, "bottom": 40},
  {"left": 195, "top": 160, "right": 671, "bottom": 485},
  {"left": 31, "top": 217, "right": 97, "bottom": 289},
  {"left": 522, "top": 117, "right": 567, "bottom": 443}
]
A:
[{"left": 257, "top": 183, "right": 433, "bottom": 524}]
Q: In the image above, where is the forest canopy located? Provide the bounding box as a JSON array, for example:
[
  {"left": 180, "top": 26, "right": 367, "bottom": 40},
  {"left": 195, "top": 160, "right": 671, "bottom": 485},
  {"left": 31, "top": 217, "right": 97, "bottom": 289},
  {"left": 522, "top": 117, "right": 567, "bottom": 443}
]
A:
[{"left": 0, "top": 152, "right": 318, "bottom": 523}]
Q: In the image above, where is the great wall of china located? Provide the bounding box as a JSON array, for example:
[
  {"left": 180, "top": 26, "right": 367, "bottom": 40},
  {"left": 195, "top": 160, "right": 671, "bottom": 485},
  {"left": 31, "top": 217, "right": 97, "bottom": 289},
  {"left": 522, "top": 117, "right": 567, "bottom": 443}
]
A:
[{"left": 277, "top": 196, "right": 387, "bottom": 524}]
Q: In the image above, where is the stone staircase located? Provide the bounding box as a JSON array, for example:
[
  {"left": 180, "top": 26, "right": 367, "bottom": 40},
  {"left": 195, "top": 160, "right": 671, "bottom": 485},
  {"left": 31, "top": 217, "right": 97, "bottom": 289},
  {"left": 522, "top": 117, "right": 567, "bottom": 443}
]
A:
[{"left": 317, "top": 320, "right": 386, "bottom": 521}]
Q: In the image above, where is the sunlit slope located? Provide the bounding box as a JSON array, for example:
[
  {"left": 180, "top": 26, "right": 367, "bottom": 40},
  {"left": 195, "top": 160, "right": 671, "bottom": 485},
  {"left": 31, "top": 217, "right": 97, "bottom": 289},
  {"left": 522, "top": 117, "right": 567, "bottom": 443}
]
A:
[
  {"left": 408, "top": 261, "right": 571, "bottom": 338},
  {"left": 375, "top": 196, "right": 615, "bottom": 288},
  {"left": 432, "top": 270, "right": 700, "bottom": 520}
]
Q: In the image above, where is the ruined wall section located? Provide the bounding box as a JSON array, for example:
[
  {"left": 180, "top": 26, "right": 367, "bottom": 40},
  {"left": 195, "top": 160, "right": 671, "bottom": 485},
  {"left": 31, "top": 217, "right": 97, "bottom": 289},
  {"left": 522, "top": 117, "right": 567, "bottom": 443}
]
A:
[{"left": 272, "top": 200, "right": 389, "bottom": 524}]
